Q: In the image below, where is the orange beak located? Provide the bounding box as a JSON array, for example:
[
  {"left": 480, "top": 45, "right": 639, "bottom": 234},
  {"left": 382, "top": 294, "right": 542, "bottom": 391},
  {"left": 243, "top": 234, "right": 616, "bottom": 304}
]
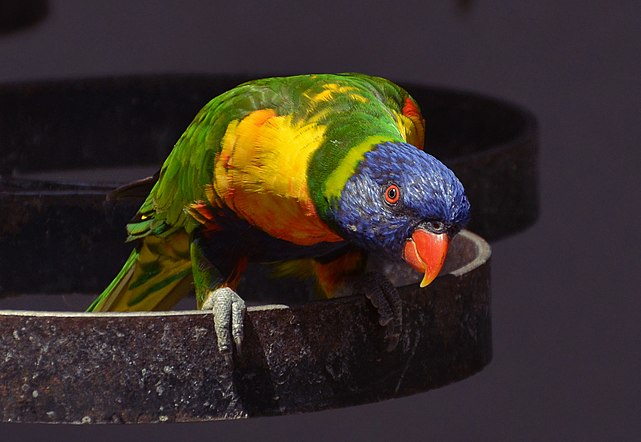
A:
[{"left": 403, "top": 229, "right": 449, "bottom": 288}]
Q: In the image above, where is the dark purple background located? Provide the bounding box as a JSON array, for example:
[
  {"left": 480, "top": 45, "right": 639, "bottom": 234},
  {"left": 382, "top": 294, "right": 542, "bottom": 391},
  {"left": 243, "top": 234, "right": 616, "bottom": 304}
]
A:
[{"left": 1, "top": 1, "right": 639, "bottom": 440}]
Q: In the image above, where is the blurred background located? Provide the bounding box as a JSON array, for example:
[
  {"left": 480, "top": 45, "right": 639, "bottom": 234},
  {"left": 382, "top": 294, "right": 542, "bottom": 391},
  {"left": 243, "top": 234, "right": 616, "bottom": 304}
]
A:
[{"left": 1, "top": 0, "right": 639, "bottom": 440}]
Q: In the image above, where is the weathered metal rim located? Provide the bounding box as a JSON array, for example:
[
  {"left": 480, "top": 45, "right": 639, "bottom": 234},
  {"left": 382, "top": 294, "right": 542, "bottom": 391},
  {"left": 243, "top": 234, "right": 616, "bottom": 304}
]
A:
[{"left": 0, "top": 231, "right": 492, "bottom": 423}]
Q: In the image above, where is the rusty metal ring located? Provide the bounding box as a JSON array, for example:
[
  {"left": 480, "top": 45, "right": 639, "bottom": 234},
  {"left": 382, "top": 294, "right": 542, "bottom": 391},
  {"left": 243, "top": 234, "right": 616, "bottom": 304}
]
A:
[{"left": 0, "top": 231, "right": 490, "bottom": 423}]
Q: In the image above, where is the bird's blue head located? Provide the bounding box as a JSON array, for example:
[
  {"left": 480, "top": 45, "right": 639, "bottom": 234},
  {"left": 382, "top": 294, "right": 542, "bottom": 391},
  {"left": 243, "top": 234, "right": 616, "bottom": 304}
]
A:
[{"left": 332, "top": 142, "right": 471, "bottom": 287}]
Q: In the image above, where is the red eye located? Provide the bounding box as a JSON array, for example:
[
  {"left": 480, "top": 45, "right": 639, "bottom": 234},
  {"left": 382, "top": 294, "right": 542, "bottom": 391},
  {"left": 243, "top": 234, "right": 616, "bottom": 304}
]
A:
[{"left": 385, "top": 184, "right": 400, "bottom": 204}]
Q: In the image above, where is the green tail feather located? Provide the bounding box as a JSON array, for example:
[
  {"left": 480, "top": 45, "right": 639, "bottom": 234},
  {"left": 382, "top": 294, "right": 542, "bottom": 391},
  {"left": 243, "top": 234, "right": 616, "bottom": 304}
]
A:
[
  {"left": 87, "top": 250, "right": 138, "bottom": 312},
  {"left": 87, "top": 233, "right": 194, "bottom": 312}
]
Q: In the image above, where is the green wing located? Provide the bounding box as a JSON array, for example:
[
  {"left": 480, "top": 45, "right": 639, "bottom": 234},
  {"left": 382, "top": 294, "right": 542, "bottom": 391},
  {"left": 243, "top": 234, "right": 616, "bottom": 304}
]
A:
[
  {"left": 88, "top": 73, "right": 422, "bottom": 312},
  {"left": 129, "top": 72, "right": 419, "bottom": 241}
]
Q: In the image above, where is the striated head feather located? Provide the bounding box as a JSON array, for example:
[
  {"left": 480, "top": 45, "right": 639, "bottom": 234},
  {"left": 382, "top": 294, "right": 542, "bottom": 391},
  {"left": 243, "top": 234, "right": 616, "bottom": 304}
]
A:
[{"left": 329, "top": 142, "right": 470, "bottom": 259}]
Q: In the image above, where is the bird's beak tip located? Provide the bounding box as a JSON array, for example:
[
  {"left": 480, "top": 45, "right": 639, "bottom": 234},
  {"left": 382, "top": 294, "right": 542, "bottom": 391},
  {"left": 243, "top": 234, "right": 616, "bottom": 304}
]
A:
[{"left": 403, "top": 228, "right": 449, "bottom": 288}]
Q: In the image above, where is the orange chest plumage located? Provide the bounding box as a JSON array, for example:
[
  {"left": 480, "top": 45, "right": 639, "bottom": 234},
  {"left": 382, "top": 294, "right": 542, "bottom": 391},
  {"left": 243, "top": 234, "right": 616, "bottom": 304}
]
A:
[{"left": 207, "top": 109, "right": 343, "bottom": 246}]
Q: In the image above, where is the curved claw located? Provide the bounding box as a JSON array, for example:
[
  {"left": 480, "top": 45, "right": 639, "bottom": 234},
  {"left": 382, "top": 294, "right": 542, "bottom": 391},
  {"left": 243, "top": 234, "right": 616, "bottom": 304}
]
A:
[
  {"left": 354, "top": 272, "right": 402, "bottom": 352},
  {"left": 202, "top": 287, "right": 247, "bottom": 361}
]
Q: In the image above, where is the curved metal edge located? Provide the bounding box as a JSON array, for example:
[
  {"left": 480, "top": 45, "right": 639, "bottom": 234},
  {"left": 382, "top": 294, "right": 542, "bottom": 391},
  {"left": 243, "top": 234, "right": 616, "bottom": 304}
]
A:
[
  {"left": 0, "top": 232, "right": 491, "bottom": 423},
  {"left": 450, "top": 230, "right": 491, "bottom": 277},
  {"left": 0, "top": 230, "right": 487, "bottom": 317}
]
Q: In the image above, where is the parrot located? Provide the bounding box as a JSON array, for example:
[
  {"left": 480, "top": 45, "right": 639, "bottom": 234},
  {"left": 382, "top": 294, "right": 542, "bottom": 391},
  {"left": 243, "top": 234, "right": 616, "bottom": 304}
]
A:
[{"left": 87, "top": 73, "right": 470, "bottom": 359}]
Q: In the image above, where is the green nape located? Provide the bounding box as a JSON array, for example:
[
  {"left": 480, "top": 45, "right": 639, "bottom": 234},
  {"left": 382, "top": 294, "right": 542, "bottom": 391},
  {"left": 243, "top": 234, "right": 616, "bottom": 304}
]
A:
[{"left": 305, "top": 104, "right": 407, "bottom": 221}]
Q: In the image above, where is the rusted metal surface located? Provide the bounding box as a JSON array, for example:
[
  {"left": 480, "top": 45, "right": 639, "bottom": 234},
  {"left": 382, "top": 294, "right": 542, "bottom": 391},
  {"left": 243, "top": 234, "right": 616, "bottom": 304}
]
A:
[{"left": 0, "top": 231, "right": 491, "bottom": 423}]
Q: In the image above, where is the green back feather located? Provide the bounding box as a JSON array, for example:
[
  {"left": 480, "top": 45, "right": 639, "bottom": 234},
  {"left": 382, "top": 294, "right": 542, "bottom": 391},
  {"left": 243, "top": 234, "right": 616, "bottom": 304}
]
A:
[{"left": 128, "top": 73, "right": 414, "bottom": 240}]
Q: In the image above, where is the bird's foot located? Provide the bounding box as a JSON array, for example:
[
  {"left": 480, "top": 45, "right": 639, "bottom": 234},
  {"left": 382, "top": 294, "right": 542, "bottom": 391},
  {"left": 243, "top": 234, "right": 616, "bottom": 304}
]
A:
[
  {"left": 201, "top": 287, "right": 247, "bottom": 365},
  {"left": 353, "top": 272, "right": 402, "bottom": 352}
]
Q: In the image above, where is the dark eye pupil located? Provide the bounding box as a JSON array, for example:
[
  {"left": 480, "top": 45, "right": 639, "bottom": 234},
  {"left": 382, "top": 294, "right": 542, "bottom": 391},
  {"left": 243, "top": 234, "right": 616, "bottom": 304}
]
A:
[
  {"left": 384, "top": 184, "right": 400, "bottom": 204},
  {"left": 429, "top": 221, "right": 445, "bottom": 232}
]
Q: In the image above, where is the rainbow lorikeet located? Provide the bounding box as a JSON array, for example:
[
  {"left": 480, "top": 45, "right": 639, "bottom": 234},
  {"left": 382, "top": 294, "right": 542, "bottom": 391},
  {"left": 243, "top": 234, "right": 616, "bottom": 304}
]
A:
[{"left": 88, "top": 73, "right": 470, "bottom": 358}]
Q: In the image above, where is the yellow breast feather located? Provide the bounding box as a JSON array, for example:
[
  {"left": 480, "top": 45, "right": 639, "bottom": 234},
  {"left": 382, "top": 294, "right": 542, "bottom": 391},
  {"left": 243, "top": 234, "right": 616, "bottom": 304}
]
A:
[{"left": 213, "top": 109, "right": 343, "bottom": 246}]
